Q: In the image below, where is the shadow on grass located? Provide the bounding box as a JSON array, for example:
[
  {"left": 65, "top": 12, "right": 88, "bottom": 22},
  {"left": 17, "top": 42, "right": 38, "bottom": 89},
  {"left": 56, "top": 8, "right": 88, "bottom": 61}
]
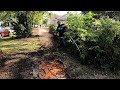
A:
[
  {"left": 0, "top": 45, "right": 57, "bottom": 79},
  {"left": 2, "top": 37, "right": 20, "bottom": 42},
  {"left": 10, "top": 57, "right": 32, "bottom": 79},
  {"left": 2, "top": 34, "right": 40, "bottom": 42},
  {"left": 10, "top": 45, "right": 69, "bottom": 79}
]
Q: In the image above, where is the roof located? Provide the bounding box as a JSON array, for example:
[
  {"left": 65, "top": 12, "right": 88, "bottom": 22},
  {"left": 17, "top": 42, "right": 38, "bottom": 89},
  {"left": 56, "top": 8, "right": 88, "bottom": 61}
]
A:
[
  {"left": 50, "top": 15, "right": 62, "bottom": 21},
  {"left": 57, "top": 14, "right": 68, "bottom": 21}
]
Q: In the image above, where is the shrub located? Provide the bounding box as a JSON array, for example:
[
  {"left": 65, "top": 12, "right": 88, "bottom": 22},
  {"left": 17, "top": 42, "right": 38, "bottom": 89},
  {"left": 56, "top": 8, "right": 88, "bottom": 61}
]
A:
[
  {"left": 14, "top": 11, "right": 32, "bottom": 38},
  {"left": 49, "top": 24, "right": 57, "bottom": 34},
  {"left": 14, "top": 24, "right": 26, "bottom": 38},
  {"left": 65, "top": 12, "right": 120, "bottom": 71}
]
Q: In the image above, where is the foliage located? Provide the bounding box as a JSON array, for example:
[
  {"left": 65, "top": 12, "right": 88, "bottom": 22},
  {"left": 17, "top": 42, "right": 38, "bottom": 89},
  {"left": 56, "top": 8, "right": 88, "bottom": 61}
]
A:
[
  {"left": 0, "top": 11, "right": 16, "bottom": 21},
  {"left": 42, "top": 12, "right": 51, "bottom": 25},
  {"left": 0, "top": 11, "right": 46, "bottom": 38},
  {"left": 43, "top": 18, "right": 49, "bottom": 25},
  {"left": 64, "top": 11, "right": 120, "bottom": 71},
  {"left": 49, "top": 24, "right": 57, "bottom": 34},
  {"left": 14, "top": 11, "right": 33, "bottom": 38},
  {"left": 82, "top": 11, "right": 120, "bottom": 20},
  {"left": 32, "top": 11, "right": 47, "bottom": 25}
]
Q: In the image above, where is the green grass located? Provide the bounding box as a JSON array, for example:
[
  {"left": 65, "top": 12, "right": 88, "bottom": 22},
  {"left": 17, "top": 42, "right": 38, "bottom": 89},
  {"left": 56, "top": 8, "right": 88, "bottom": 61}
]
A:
[{"left": 0, "top": 37, "right": 41, "bottom": 54}]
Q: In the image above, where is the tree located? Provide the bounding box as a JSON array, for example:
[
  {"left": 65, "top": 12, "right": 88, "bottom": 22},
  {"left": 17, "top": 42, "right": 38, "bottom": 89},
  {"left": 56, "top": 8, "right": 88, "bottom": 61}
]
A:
[
  {"left": 42, "top": 12, "right": 51, "bottom": 26},
  {"left": 43, "top": 19, "right": 48, "bottom": 25},
  {"left": 14, "top": 11, "right": 33, "bottom": 38},
  {"left": 14, "top": 11, "right": 46, "bottom": 38},
  {"left": 0, "top": 11, "right": 16, "bottom": 21},
  {"left": 82, "top": 11, "right": 120, "bottom": 20},
  {"left": 32, "top": 11, "right": 47, "bottom": 27},
  {"left": 0, "top": 11, "right": 46, "bottom": 38}
]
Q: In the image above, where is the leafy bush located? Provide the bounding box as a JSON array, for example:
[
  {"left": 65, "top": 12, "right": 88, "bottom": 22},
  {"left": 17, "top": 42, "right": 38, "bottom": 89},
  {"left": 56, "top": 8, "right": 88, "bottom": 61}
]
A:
[
  {"left": 14, "top": 11, "right": 32, "bottom": 38},
  {"left": 14, "top": 24, "right": 26, "bottom": 38},
  {"left": 64, "top": 12, "right": 120, "bottom": 71},
  {"left": 49, "top": 24, "right": 57, "bottom": 34}
]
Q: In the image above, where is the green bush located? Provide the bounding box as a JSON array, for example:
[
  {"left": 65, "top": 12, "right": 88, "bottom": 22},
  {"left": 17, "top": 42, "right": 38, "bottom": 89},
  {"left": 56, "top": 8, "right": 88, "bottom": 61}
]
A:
[
  {"left": 14, "top": 24, "right": 26, "bottom": 38},
  {"left": 65, "top": 12, "right": 120, "bottom": 71},
  {"left": 49, "top": 24, "right": 57, "bottom": 34},
  {"left": 14, "top": 11, "right": 32, "bottom": 38}
]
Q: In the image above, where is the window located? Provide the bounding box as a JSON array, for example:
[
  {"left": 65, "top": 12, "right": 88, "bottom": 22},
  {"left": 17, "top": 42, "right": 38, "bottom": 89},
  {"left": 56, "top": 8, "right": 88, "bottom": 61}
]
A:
[
  {"left": 0, "top": 27, "right": 3, "bottom": 31},
  {"left": 0, "top": 27, "right": 4, "bottom": 31}
]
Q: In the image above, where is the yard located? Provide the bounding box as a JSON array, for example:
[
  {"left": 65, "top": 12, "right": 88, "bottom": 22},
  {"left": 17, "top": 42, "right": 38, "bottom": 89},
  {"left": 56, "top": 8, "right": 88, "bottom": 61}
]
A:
[
  {"left": 0, "top": 28, "right": 120, "bottom": 79},
  {"left": 0, "top": 28, "right": 68, "bottom": 79},
  {"left": 0, "top": 37, "right": 41, "bottom": 54}
]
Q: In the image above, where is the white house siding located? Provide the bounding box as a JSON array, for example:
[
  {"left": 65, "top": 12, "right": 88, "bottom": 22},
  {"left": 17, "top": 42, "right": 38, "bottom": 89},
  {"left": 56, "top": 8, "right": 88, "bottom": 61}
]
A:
[{"left": 0, "top": 21, "right": 4, "bottom": 26}]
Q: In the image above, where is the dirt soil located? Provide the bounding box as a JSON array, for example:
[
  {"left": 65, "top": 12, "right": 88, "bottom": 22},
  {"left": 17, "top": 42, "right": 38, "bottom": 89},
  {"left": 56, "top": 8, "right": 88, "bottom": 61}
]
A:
[
  {"left": 0, "top": 28, "right": 70, "bottom": 79},
  {"left": 0, "top": 28, "right": 118, "bottom": 79}
]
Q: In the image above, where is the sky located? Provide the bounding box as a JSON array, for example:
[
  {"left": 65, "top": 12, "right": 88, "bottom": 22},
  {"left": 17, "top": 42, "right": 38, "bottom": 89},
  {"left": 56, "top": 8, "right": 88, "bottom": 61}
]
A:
[{"left": 48, "top": 11, "right": 81, "bottom": 15}]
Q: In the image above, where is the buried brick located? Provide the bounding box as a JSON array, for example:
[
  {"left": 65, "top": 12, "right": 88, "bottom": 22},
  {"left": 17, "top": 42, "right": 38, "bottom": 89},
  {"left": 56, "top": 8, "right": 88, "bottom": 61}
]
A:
[{"left": 37, "top": 59, "right": 68, "bottom": 79}]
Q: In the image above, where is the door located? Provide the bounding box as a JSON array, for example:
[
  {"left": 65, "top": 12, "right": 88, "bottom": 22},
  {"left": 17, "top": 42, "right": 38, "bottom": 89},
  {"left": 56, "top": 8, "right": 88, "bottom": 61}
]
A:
[
  {"left": 0, "top": 27, "right": 4, "bottom": 37},
  {"left": 4, "top": 29, "right": 9, "bottom": 36},
  {"left": 2, "top": 28, "right": 8, "bottom": 36}
]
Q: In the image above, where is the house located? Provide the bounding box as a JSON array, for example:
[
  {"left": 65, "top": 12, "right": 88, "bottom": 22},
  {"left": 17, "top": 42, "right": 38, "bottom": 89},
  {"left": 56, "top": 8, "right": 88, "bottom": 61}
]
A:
[
  {"left": 49, "top": 12, "right": 70, "bottom": 26},
  {"left": 57, "top": 11, "right": 81, "bottom": 23},
  {"left": 57, "top": 14, "right": 67, "bottom": 21},
  {"left": 50, "top": 15, "right": 62, "bottom": 26},
  {"left": 0, "top": 21, "right": 4, "bottom": 26},
  {"left": 57, "top": 12, "right": 70, "bottom": 24}
]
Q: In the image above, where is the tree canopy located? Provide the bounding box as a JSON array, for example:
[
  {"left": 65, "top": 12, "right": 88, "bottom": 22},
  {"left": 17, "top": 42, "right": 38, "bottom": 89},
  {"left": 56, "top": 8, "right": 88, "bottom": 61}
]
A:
[
  {"left": 82, "top": 11, "right": 120, "bottom": 20},
  {"left": 32, "top": 11, "right": 47, "bottom": 25},
  {"left": 0, "top": 11, "right": 47, "bottom": 38},
  {"left": 0, "top": 11, "right": 16, "bottom": 21}
]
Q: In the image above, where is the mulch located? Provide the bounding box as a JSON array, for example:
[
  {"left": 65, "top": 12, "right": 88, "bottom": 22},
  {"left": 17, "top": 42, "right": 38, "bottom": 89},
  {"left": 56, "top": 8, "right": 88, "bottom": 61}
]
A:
[{"left": 32, "top": 57, "right": 68, "bottom": 79}]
